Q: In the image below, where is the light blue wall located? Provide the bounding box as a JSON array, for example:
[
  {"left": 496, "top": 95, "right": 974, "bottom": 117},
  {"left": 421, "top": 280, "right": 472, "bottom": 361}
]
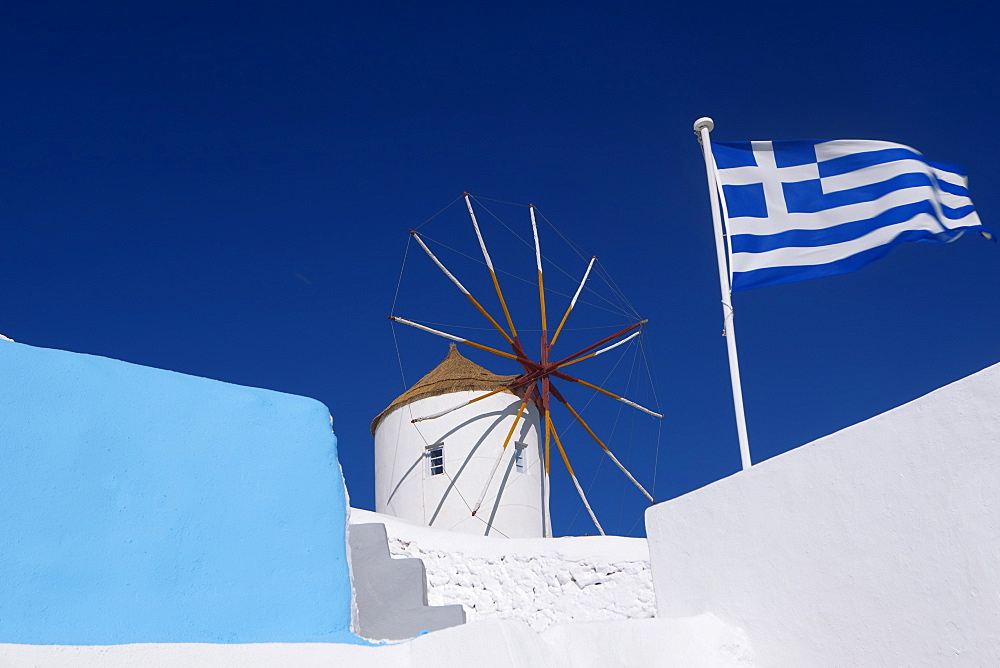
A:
[{"left": 0, "top": 342, "right": 364, "bottom": 644}]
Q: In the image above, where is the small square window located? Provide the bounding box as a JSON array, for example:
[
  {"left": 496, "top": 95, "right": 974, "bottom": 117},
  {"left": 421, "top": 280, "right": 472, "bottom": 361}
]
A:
[
  {"left": 514, "top": 442, "right": 526, "bottom": 473},
  {"left": 427, "top": 444, "right": 445, "bottom": 476}
]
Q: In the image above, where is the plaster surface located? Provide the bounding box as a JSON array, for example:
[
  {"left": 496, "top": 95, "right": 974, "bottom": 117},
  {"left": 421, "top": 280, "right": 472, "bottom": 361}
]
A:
[
  {"left": 375, "top": 391, "right": 549, "bottom": 538},
  {"left": 0, "top": 614, "right": 754, "bottom": 666},
  {"left": 646, "top": 361, "right": 1000, "bottom": 666},
  {"left": 0, "top": 342, "right": 362, "bottom": 644},
  {"left": 352, "top": 509, "right": 654, "bottom": 631}
]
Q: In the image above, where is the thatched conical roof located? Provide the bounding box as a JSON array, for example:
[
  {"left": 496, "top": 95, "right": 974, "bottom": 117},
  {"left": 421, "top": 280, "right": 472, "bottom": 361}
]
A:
[{"left": 370, "top": 343, "right": 523, "bottom": 435}]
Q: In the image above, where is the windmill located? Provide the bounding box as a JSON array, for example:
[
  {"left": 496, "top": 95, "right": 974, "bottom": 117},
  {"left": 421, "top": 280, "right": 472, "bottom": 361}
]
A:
[{"left": 374, "top": 194, "right": 662, "bottom": 537}]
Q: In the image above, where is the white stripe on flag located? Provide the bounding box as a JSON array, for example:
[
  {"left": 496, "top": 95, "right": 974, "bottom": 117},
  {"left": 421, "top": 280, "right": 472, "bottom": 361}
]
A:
[
  {"left": 726, "top": 185, "right": 939, "bottom": 235},
  {"left": 820, "top": 158, "right": 934, "bottom": 193},
  {"left": 814, "top": 139, "right": 912, "bottom": 160},
  {"left": 733, "top": 212, "right": 980, "bottom": 272}
]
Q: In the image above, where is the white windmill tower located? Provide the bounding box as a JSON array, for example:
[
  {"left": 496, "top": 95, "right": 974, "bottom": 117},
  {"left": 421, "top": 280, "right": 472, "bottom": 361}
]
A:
[{"left": 371, "top": 343, "right": 550, "bottom": 538}]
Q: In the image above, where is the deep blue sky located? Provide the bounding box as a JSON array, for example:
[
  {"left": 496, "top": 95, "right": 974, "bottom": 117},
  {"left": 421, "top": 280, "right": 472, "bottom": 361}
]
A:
[{"left": 5, "top": 2, "right": 998, "bottom": 536}]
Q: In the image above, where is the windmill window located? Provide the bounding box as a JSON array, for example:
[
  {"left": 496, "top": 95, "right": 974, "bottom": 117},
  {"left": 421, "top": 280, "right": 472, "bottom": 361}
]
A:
[
  {"left": 426, "top": 444, "right": 445, "bottom": 477},
  {"left": 514, "top": 442, "right": 526, "bottom": 473}
]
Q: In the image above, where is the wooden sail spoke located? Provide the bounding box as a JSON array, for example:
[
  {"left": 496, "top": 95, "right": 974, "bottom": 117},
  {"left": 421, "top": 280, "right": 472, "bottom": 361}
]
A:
[
  {"left": 550, "top": 256, "right": 595, "bottom": 348},
  {"left": 410, "top": 384, "right": 516, "bottom": 423},
  {"left": 549, "top": 384, "right": 655, "bottom": 504},
  {"left": 471, "top": 383, "right": 537, "bottom": 516},
  {"left": 551, "top": 369, "right": 664, "bottom": 419},
  {"left": 547, "top": 413, "right": 605, "bottom": 536},
  {"left": 389, "top": 316, "right": 520, "bottom": 361},
  {"left": 530, "top": 204, "right": 548, "bottom": 341},
  {"left": 410, "top": 230, "right": 514, "bottom": 345},
  {"left": 549, "top": 319, "right": 647, "bottom": 370},
  {"left": 556, "top": 330, "right": 642, "bottom": 370},
  {"left": 409, "top": 373, "right": 548, "bottom": 423},
  {"left": 412, "top": 365, "right": 555, "bottom": 426},
  {"left": 465, "top": 193, "right": 519, "bottom": 340},
  {"left": 542, "top": 403, "right": 552, "bottom": 536},
  {"left": 541, "top": 410, "right": 551, "bottom": 537},
  {"left": 543, "top": 409, "right": 552, "bottom": 475}
]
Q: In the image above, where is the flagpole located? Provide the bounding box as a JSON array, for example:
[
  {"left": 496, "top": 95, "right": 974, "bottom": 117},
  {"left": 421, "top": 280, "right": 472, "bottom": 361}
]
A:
[{"left": 694, "top": 117, "right": 752, "bottom": 471}]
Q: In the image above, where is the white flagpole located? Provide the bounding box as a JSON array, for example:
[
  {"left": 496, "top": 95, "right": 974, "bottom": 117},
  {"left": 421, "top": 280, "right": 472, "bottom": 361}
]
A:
[{"left": 694, "top": 117, "right": 752, "bottom": 471}]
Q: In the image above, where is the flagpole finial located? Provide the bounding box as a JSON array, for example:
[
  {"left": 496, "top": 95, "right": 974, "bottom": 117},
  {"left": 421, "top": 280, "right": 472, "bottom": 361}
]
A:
[{"left": 693, "top": 117, "right": 715, "bottom": 134}]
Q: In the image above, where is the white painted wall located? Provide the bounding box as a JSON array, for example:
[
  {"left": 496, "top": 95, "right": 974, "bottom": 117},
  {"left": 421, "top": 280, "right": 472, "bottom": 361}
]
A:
[
  {"left": 352, "top": 508, "right": 654, "bottom": 631},
  {"left": 374, "top": 391, "right": 549, "bottom": 538},
  {"left": 0, "top": 615, "right": 754, "bottom": 667},
  {"left": 646, "top": 362, "right": 1000, "bottom": 667}
]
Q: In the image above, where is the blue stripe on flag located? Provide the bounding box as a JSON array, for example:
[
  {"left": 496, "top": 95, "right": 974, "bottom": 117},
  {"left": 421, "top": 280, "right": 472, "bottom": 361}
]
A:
[
  {"left": 783, "top": 173, "right": 934, "bottom": 213},
  {"left": 933, "top": 178, "right": 968, "bottom": 197},
  {"left": 731, "top": 228, "right": 968, "bottom": 291},
  {"left": 817, "top": 147, "right": 923, "bottom": 178},
  {"left": 941, "top": 204, "right": 976, "bottom": 220},
  {"left": 926, "top": 159, "right": 966, "bottom": 175},
  {"left": 730, "top": 201, "right": 939, "bottom": 253}
]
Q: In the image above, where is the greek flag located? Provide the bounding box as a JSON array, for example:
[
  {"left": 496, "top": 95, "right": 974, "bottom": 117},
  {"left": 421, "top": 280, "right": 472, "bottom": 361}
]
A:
[{"left": 713, "top": 140, "right": 990, "bottom": 291}]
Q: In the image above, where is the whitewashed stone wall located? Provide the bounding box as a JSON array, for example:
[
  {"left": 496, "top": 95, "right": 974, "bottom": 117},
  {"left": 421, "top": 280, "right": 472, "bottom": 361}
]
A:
[
  {"left": 647, "top": 362, "right": 1000, "bottom": 667},
  {"left": 350, "top": 509, "right": 654, "bottom": 631}
]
